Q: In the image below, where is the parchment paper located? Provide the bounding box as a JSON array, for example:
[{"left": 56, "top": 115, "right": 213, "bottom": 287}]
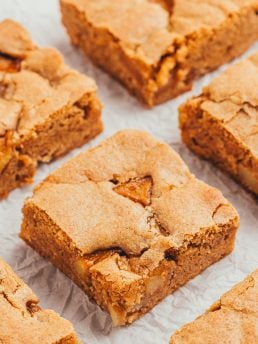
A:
[{"left": 0, "top": 1, "right": 257, "bottom": 343}]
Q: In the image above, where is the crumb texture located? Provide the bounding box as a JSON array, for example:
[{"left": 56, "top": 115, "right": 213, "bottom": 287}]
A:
[
  {"left": 179, "top": 53, "right": 258, "bottom": 195},
  {"left": 170, "top": 269, "right": 258, "bottom": 344},
  {"left": 21, "top": 130, "right": 239, "bottom": 325},
  {"left": 60, "top": 0, "right": 258, "bottom": 105},
  {"left": 0, "top": 19, "right": 102, "bottom": 198},
  {"left": 0, "top": 19, "right": 96, "bottom": 136},
  {"left": 201, "top": 54, "right": 258, "bottom": 158},
  {"left": 0, "top": 257, "right": 78, "bottom": 343},
  {"left": 28, "top": 130, "right": 238, "bottom": 255},
  {"left": 61, "top": 0, "right": 257, "bottom": 64}
]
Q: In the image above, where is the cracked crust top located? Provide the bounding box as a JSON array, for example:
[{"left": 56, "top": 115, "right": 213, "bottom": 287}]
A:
[
  {"left": 170, "top": 269, "right": 258, "bottom": 343},
  {"left": 0, "top": 19, "right": 97, "bottom": 138},
  {"left": 61, "top": 0, "right": 258, "bottom": 65},
  {"left": 200, "top": 53, "right": 258, "bottom": 159},
  {"left": 0, "top": 257, "right": 76, "bottom": 343},
  {"left": 26, "top": 130, "right": 239, "bottom": 257}
]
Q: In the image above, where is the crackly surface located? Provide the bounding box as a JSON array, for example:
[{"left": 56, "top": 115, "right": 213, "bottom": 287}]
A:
[
  {"left": 170, "top": 269, "right": 258, "bottom": 343},
  {"left": 60, "top": 0, "right": 258, "bottom": 105},
  {"left": 21, "top": 130, "right": 240, "bottom": 325},
  {"left": 1, "top": 1, "right": 257, "bottom": 342},
  {"left": 180, "top": 53, "right": 258, "bottom": 196},
  {"left": 0, "top": 257, "right": 78, "bottom": 343},
  {"left": 0, "top": 19, "right": 103, "bottom": 198}
]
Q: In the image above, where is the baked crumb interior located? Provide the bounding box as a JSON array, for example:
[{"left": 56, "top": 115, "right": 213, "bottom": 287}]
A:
[
  {"left": 60, "top": 0, "right": 258, "bottom": 106},
  {"left": 170, "top": 269, "right": 258, "bottom": 343},
  {"left": 0, "top": 257, "right": 78, "bottom": 343},
  {"left": 21, "top": 130, "right": 240, "bottom": 325},
  {"left": 0, "top": 19, "right": 103, "bottom": 198},
  {"left": 180, "top": 54, "right": 258, "bottom": 196}
]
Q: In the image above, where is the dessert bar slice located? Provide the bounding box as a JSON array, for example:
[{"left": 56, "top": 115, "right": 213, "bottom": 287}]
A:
[
  {"left": 20, "top": 130, "right": 239, "bottom": 326},
  {"left": 0, "top": 257, "right": 78, "bottom": 343},
  {"left": 179, "top": 53, "right": 258, "bottom": 196},
  {"left": 60, "top": 0, "right": 258, "bottom": 106},
  {"left": 0, "top": 19, "right": 103, "bottom": 199},
  {"left": 170, "top": 269, "right": 258, "bottom": 344}
]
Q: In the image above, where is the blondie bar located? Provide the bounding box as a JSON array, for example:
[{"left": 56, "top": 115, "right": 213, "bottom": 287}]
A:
[
  {"left": 20, "top": 130, "right": 240, "bottom": 326},
  {"left": 60, "top": 0, "right": 258, "bottom": 106},
  {"left": 0, "top": 19, "right": 103, "bottom": 199},
  {"left": 180, "top": 53, "right": 258, "bottom": 196},
  {"left": 0, "top": 257, "right": 78, "bottom": 343},
  {"left": 170, "top": 269, "right": 258, "bottom": 343}
]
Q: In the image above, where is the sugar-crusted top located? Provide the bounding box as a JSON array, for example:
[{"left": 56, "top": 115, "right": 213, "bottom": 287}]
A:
[
  {"left": 61, "top": 0, "right": 257, "bottom": 65},
  {"left": 0, "top": 258, "right": 75, "bottom": 343},
  {"left": 170, "top": 269, "right": 258, "bottom": 343},
  {"left": 26, "top": 130, "right": 239, "bottom": 256},
  {"left": 0, "top": 19, "right": 96, "bottom": 138},
  {"left": 201, "top": 53, "right": 258, "bottom": 159}
]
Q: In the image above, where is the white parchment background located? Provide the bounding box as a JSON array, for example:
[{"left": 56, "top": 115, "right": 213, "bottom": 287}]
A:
[{"left": 0, "top": 1, "right": 257, "bottom": 343}]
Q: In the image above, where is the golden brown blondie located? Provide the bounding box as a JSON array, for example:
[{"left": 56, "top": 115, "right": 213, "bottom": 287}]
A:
[
  {"left": 0, "top": 257, "right": 78, "bottom": 343},
  {"left": 0, "top": 19, "right": 103, "bottom": 199},
  {"left": 60, "top": 0, "right": 258, "bottom": 106},
  {"left": 180, "top": 53, "right": 258, "bottom": 196},
  {"left": 20, "top": 130, "right": 239, "bottom": 326},
  {"left": 170, "top": 269, "right": 258, "bottom": 344}
]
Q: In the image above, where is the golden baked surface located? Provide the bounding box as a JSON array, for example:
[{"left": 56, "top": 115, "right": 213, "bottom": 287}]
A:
[
  {"left": 170, "top": 269, "right": 258, "bottom": 344},
  {"left": 0, "top": 257, "right": 77, "bottom": 344},
  {"left": 179, "top": 53, "right": 258, "bottom": 195},
  {"left": 61, "top": 0, "right": 257, "bottom": 65},
  {"left": 30, "top": 129, "right": 238, "bottom": 256},
  {"left": 201, "top": 53, "right": 258, "bottom": 159},
  {"left": 0, "top": 19, "right": 102, "bottom": 199},
  {"left": 21, "top": 129, "right": 240, "bottom": 325},
  {"left": 0, "top": 19, "right": 96, "bottom": 137},
  {"left": 61, "top": 0, "right": 258, "bottom": 105}
]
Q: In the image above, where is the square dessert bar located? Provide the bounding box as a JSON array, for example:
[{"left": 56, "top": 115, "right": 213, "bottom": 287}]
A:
[
  {"left": 20, "top": 130, "right": 240, "bottom": 326},
  {"left": 0, "top": 257, "right": 78, "bottom": 343},
  {"left": 60, "top": 0, "right": 258, "bottom": 106},
  {"left": 0, "top": 19, "right": 103, "bottom": 199},
  {"left": 180, "top": 53, "right": 258, "bottom": 196},
  {"left": 170, "top": 269, "right": 258, "bottom": 344}
]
